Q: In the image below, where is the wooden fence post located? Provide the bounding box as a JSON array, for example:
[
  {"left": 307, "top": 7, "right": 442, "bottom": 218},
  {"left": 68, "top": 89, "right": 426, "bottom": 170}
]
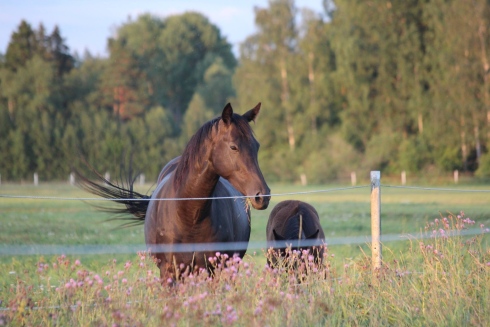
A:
[
  {"left": 69, "top": 173, "right": 75, "bottom": 185},
  {"left": 34, "top": 172, "right": 39, "bottom": 186},
  {"left": 351, "top": 172, "right": 357, "bottom": 186},
  {"left": 139, "top": 174, "right": 145, "bottom": 186},
  {"left": 300, "top": 173, "right": 307, "bottom": 186},
  {"left": 371, "top": 171, "right": 382, "bottom": 270},
  {"left": 454, "top": 170, "right": 459, "bottom": 184},
  {"left": 401, "top": 170, "right": 406, "bottom": 185}
]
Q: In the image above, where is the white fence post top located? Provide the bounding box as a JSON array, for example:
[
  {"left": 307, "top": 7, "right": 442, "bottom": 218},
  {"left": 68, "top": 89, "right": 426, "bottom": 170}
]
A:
[{"left": 370, "top": 171, "right": 380, "bottom": 187}]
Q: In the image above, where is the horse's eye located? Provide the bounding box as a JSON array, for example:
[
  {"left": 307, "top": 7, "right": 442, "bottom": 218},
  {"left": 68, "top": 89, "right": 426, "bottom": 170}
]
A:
[{"left": 230, "top": 145, "right": 238, "bottom": 151}]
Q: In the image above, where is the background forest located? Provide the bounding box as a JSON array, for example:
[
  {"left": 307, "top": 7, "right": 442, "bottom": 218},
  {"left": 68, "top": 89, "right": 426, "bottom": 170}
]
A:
[{"left": 2, "top": 0, "right": 490, "bottom": 184}]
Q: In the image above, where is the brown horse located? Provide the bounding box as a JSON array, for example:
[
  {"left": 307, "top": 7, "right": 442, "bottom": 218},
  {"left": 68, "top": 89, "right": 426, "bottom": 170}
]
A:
[
  {"left": 78, "top": 103, "right": 270, "bottom": 281},
  {"left": 266, "top": 200, "right": 325, "bottom": 267}
]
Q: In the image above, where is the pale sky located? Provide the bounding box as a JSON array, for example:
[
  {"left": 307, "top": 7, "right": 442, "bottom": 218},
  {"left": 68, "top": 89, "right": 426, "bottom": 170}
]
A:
[{"left": 0, "top": 0, "right": 326, "bottom": 57}]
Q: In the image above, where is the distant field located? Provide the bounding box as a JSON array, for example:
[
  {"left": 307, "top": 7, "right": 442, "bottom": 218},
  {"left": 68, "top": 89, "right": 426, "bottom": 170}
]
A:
[{"left": 1, "top": 182, "right": 489, "bottom": 264}]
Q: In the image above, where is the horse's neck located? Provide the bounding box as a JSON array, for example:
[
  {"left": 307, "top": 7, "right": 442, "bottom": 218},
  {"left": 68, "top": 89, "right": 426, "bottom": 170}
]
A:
[
  {"left": 174, "top": 161, "right": 220, "bottom": 224},
  {"left": 180, "top": 171, "right": 219, "bottom": 198}
]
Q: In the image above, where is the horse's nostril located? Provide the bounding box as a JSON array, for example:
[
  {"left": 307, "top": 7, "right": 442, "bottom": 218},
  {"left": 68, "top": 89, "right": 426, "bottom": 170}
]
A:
[{"left": 255, "top": 192, "right": 262, "bottom": 204}]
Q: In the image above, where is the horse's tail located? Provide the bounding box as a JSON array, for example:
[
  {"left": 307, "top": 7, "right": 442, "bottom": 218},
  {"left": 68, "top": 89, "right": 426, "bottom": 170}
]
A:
[{"left": 74, "top": 167, "right": 149, "bottom": 226}]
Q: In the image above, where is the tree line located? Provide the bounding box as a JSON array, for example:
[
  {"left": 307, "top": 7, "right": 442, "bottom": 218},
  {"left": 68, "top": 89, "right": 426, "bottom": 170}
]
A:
[{"left": 1, "top": 0, "right": 490, "bottom": 183}]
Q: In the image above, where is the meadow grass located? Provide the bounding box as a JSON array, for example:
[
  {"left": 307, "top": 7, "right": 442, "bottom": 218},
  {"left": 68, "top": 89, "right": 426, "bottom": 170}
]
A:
[{"left": 0, "top": 182, "right": 489, "bottom": 326}]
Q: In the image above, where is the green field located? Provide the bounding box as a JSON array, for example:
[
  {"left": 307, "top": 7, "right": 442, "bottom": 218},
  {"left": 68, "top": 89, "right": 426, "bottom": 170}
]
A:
[
  {"left": 1, "top": 182, "right": 489, "bottom": 254},
  {"left": 1, "top": 182, "right": 489, "bottom": 325}
]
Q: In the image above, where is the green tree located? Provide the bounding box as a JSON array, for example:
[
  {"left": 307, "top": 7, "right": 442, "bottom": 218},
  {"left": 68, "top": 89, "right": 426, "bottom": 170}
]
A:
[
  {"left": 103, "top": 12, "right": 236, "bottom": 123},
  {"left": 194, "top": 55, "right": 235, "bottom": 113},
  {"left": 102, "top": 38, "right": 150, "bottom": 120},
  {"left": 0, "top": 22, "right": 75, "bottom": 179},
  {"left": 4, "top": 20, "right": 38, "bottom": 72},
  {"left": 158, "top": 12, "right": 236, "bottom": 121}
]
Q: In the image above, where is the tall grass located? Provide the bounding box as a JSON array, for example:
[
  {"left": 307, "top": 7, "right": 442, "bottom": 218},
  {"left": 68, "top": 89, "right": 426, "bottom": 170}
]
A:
[
  {"left": 1, "top": 212, "right": 488, "bottom": 326},
  {"left": 1, "top": 183, "right": 490, "bottom": 325}
]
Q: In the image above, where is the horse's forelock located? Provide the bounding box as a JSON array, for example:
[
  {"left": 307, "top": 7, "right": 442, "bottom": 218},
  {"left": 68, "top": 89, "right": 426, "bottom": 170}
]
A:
[{"left": 232, "top": 114, "right": 255, "bottom": 141}]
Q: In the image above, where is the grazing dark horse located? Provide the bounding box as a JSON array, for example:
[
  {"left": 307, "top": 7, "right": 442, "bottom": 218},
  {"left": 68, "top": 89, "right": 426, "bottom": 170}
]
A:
[
  {"left": 266, "top": 200, "right": 325, "bottom": 267},
  {"left": 78, "top": 103, "right": 270, "bottom": 281}
]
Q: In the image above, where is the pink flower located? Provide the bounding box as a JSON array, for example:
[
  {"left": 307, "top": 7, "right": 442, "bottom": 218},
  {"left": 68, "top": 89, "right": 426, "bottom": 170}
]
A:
[{"left": 74, "top": 259, "right": 81, "bottom": 266}]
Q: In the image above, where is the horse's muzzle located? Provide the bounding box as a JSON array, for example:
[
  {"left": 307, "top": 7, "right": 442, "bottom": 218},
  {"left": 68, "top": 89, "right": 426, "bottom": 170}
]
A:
[{"left": 252, "top": 192, "right": 270, "bottom": 210}]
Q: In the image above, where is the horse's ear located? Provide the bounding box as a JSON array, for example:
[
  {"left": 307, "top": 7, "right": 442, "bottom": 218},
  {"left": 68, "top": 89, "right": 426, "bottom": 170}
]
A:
[
  {"left": 242, "top": 102, "right": 261, "bottom": 123},
  {"left": 273, "top": 229, "right": 285, "bottom": 241},
  {"left": 307, "top": 229, "right": 320, "bottom": 239},
  {"left": 221, "top": 103, "right": 233, "bottom": 125}
]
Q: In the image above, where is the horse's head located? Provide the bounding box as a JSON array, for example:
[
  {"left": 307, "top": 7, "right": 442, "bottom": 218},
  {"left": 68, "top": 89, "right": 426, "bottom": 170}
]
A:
[{"left": 211, "top": 103, "right": 270, "bottom": 210}]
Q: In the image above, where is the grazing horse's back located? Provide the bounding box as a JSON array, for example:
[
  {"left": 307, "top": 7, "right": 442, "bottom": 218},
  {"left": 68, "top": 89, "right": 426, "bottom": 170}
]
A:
[{"left": 266, "top": 200, "right": 325, "bottom": 266}]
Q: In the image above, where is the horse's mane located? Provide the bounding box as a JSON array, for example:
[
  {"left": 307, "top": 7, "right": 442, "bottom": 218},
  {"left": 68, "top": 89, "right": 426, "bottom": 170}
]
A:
[{"left": 173, "top": 114, "right": 255, "bottom": 188}]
